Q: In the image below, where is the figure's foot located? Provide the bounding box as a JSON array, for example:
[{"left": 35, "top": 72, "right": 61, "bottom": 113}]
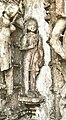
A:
[
  {"left": 27, "top": 89, "right": 41, "bottom": 98},
  {"left": 34, "top": 89, "right": 42, "bottom": 97},
  {"left": 27, "top": 90, "right": 35, "bottom": 97},
  {"left": 18, "top": 89, "right": 27, "bottom": 97}
]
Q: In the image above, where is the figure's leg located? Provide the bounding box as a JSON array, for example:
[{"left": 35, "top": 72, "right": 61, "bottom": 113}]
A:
[
  {"left": 29, "top": 63, "right": 41, "bottom": 97},
  {"left": 29, "top": 70, "right": 41, "bottom": 97},
  {"left": 0, "top": 71, "right": 5, "bottom": 84},
  {"left": 5, "top": 68, "right": 13, "bottom": 95},
  {"left": 30, "top": 62, "right": 40, "bottom": 92},
  {"left": 30, "top": 70, "right": 36, "bottom": 91},
  {"left": 23, "top": 52, "right": 31, "bottom": 95}
]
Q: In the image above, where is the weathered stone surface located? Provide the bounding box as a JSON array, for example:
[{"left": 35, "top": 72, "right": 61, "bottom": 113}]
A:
[
  {"left": 50, "top": 0, "right": 66, "bottom": 119},
  {"left": 50, "top": 18, "right": 66, "bottom": 59},
  {"left": 0, "top": 0, "right": 66, "bottom": 120},
  {"left": 56, "top": 0, "right": 63, "bottom": 16}
]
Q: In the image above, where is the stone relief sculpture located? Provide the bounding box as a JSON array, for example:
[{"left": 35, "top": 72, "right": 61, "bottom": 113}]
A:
[
  {"left": 50, "top": 0, "right": 66, "bottom": 59},
  {"left": 50, "top": 18, "right": 66, "bottom": 60},
  {"left": 1, "top": 0, "right": 66, "bottom": 119},
  {"left": 0, "top": 1, "right": 45, "bottom": 119},
  {"left": 0, "top": 1, "right": 25, "bottom": 95},
  {"left": 0, "top": 3, "right": 18, "bottom": 95},
  {"left": 50, "top": 0, "right": 66, "bottom": 119},
  {"left": 20, "top": 17, "right": 44, "bottom": 97}
]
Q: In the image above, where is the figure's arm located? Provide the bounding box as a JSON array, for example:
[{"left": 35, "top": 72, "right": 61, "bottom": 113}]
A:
[
  {"left": 21, "top": 34, "right": 38, "bottom": 50},
  {"left": 50, "top": 18, "right": 66, "bottom": 59}
]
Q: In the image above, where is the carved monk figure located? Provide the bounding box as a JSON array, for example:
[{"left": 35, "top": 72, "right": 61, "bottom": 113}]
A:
[{"left": 21, "top": 18, "right": 44, "bottom": 97}]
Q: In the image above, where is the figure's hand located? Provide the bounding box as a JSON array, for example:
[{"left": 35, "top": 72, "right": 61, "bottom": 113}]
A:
[{"left": 10, "top": 24, "right": 16, "bottom": 32}]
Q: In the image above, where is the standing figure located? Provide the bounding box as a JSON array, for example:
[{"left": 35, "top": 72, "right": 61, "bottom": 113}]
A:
[
  {"left": 0, "top": 3, "right": 18, "bottom": 95},
  {"left": 21, "top": 18, "right": 44, "bottom": 97}
]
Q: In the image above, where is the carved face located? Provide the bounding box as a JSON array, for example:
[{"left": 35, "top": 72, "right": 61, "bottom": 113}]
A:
[
  {"left": 5, "top": 3, "right": 18, "bottom": 18},
  {"left": 25, "top": 18, "right": 38, "bottom": 32}
]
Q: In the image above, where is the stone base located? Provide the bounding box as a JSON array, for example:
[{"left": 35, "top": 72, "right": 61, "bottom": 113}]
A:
[
  {"left": 18, "top": 95, "right": 45, "bottom": 120},
  {"left": 18, "top": 95, "right": 45, "bottom": 105}
]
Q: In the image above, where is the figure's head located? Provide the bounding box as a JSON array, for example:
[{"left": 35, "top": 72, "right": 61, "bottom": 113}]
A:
[
  {"left": 25, "top": 18, "right": 38, "bottom": 33},
  {"left": 2, "top": 3, "right": 18, "bottom": 26},
  {"left": 5, "top": 3, "right": 18, "bottom": 18}
]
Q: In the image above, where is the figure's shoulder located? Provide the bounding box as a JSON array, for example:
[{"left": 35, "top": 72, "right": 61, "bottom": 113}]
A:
[{"left": 22, "top": 32, "right": 39, "bottom": 43}]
